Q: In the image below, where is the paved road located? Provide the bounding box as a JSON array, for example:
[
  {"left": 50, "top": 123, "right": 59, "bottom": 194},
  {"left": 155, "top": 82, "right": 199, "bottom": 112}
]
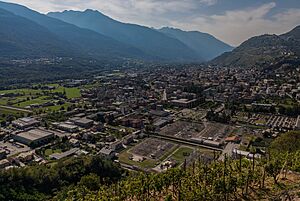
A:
[
  {"left": 219, "top": 142, "right": 239, "bottom": 161},
  {"left": 0, "top": 105, "right": 32, "bottom": 113},
  {"left": 149, "top": 133, "right": 223, "bottom": 151}
]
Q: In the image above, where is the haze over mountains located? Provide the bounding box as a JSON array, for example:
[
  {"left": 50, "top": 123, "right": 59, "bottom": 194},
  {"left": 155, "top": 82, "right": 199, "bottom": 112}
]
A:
[
  {"left": 0, "top": 1, "right": 149, "bottom": 61},
  {"left": 158, "top": 27, "right": 233, "bottom": 61},
  {"left": 0, "top": 0, "right": 299, "bottom": 68},
  {"left": 0, "top": 1, "right": 232, "bottom": 62},
  {"left": 47, "top": 9, "right": 233, "bottom": 62},
  {"left": 0, "top": 8, "right": 75, "bottom": 58},
  {"left": 212, "top": 26, "right": 300, "bottom": 68}
]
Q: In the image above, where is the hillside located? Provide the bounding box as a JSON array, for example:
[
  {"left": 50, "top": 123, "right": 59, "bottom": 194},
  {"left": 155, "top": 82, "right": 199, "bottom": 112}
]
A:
[
  {"left": 0, "top": 8, "right": 75, "bottom": 59},
  {"left": 159, "top": 27, "right": 233, "bottom": 61},
  {"left": 56, "top": 131, "right": 300, "bottom": 200},
  {"left": 211, "top": 26, "right": 300, "bottom": 68},
  {"left": 47, "top": 10, "right": 200, "bottom": 62},
  {"left": 0, "top": 1, "right": 148, "bottom": 61},
  {"left": 1, "top": 146, "right": 299, "bottom": 200}
]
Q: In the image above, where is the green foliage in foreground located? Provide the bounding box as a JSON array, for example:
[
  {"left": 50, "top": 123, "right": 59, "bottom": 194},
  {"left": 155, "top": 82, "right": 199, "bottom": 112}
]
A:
[
  {"left": 1, "top": 131, "right": 300, "bottom": 201},
  {"left": 59, "top": 151, "right": 300, "bottom": 201},
  {"left": 58, "top": 131, "right": 300, "bottom": 201},
  {"left": 270, "top": 131, "right": 300, "bottom": 153},
  {"left": 0, "top": 156, "right": 123, "bottom": 201}
]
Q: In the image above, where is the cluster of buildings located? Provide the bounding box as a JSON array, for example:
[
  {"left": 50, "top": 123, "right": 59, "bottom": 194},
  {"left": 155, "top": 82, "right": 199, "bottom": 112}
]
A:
[{"left": 0, "top": 64, "right": 299, "bottom": 171}]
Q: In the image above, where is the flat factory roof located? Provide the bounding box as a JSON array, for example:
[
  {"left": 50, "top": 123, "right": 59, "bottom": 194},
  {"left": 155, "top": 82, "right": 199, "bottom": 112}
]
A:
[{"left": 16, "top": 129, "right": 54, "bottom": 141}]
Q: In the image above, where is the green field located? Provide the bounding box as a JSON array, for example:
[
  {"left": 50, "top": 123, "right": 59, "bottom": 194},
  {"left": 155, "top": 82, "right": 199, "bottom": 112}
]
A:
[
  {"left": 52, "top": 87, "right": 81, "bottom": 99},
  {"left": 0, "top": 85, "right": 81, "bottom": 101},
  {"left": 0, "top": 84, "right": 81, "bottom": 117},
  {"left": 170, "top": 147, "right": 194, "bottom": 162},
  {"left": 0, "top": 109, "right": 28, "bottom": 121},
  {"left": 13, "top": 96, "right": 49, "bottom": 108},
  {"left": 118, "top": 144, "right": 198, "bottom": 169},
  {"left": 44, "top": 148, "right": 62, "bottom": 160},
  {"left": 45, "top": 103, "right": 72, "bottom": 112},
  {"left": 118, "top": 151, "right": 158, "bottom": 169},
  {"left": 0, "top": 88, "right": 42, "bottom": 95},
  {"left": 45, "top": 148, "right": 62, "bottom": 156},
  {"left": 159, "top": 145, "right": 180, "bottom": 162}
]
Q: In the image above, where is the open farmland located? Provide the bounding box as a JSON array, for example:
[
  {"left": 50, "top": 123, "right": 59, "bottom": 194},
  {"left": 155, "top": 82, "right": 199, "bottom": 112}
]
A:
[{"left": 0, "top": 84, "right": 81, "bottom": 114}]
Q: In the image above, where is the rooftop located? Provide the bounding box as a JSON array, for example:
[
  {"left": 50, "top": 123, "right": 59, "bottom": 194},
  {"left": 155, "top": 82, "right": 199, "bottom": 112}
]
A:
[
  {"left": 16, "top": 129, "right": 54, "bottom": 141},
  {"left": 50, "top": 148, "right": 79, "bottom": 160},
  {"left": 171, "top": 99, "right": 197, "bottom": 104}
]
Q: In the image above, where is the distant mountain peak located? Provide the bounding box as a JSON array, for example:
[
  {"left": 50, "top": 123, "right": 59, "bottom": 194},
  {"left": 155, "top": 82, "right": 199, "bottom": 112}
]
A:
[
  {"left": 159, "top": 26, "right": 233, "bottom": 61},
  {"left": 84, "top": 8, "right": 96, "bottom": 12},
  {"left": 48, "top": 10, "right": 202, "bottom": 62},
  {"left": 160, "top": 27, "right": 181, "bottom": 31},
  {"left": 211, "top": 25, "right": 300, "bottom": 68}
]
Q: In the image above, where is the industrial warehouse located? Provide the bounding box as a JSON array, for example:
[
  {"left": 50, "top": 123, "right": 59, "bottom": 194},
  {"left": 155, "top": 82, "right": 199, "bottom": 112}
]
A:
[{"left": 13, "top": 128, "right": 55, "bottom": 147}]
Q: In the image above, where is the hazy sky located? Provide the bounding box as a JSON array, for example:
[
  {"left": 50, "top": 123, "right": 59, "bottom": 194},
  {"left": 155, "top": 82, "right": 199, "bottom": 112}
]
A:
[{"left": 5, "top": 0, "right": 300, "bottom": 46}]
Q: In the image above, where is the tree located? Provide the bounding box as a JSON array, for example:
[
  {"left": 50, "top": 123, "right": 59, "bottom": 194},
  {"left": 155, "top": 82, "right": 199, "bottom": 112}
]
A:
[
  {"left": 270, "top": 131, "right": 300, "bottom": 153},
  {"left": 265, "top": 160, "right": 282, "bottom": 184},
  {"left": 79, "top": 173, "right": 101, "bottom": 191}
]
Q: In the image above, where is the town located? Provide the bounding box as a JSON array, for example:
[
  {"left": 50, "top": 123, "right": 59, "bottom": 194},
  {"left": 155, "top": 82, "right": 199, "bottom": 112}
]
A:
[{"left": 0, "top": 64, "right": 299, "bottom": 172}]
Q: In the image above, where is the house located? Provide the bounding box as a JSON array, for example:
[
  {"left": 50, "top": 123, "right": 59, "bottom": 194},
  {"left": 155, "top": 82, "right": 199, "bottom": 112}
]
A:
[
  {"left": 18, "top": 151, "right": 34, "bottom": 162},
  {"left": 225, "top": 136, "right": 241, "bottom": 143},
  {"left": 295, "top": 115, "right": 300, "bottom": 130},
  {"left": 0, "top": 159, "right": 10, "bottom": 169},
  {"left": 12, "top": 117, "right": 40, "bottom": 129},
  {"left": 69, "top": 138, "right": 80, "bottom": 147},
  {"left": 110, "top": 141, "right": 123, "bottom": 151},
  {"left": 50, "top": 148, "right": 80, "bottom": 160},
  {"left": 0, "top": 149, "right": 6, "bottom": 160},
  {"left": 52, "top": 122, "right": 79, "bottom": 133},
  {"left": 170, "top": 99, "right": 199, "bottom": 108},
  {"left": 149, "top": 110, "right": 170, "bottom": 117},
  {"left": 153, "top": 118, "right": 171, "bottom": 128},
  {"left": 99, "top": 147, "right": 115, "bottom": 159},
  {"left": 70, "top": 117, "right": 94, "bottom": 128},
  {"left": 120, "top": 118, "right": 144, "bottom": 129},
  {"left": 123, "top": 135, "right": 134, "bottom": 145},
  {"left": 232, "top": 149, "right": 261, "bottom": 159}
]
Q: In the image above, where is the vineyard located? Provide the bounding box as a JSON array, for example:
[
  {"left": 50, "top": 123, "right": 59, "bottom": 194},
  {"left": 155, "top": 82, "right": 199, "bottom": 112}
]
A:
[
  {"left": 61, "top": 151, "right": 300, "bottom": 201},
  {"left": 1, "top": 131, "right": 299, "bottom": 201}
]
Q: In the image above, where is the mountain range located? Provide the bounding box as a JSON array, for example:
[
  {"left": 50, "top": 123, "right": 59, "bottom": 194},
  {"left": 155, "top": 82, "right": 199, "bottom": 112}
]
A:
[
  {"left": 0, "top": 8, "right": 75, "bottom": 59},
  {"left": 0, "top": 0, "right": 299, "bottom": 69},
  {"left": 0, "top": 1, "right": 232, "bottom": 62},
  {"left": 211, "top": 26, "right": 300, "bottom": 68},
  {"left": 158, "top": 27, "right": 233, "bottom": 61},
  {"left": 47, "top": 10, "right": 233, "bottom": 62}
]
